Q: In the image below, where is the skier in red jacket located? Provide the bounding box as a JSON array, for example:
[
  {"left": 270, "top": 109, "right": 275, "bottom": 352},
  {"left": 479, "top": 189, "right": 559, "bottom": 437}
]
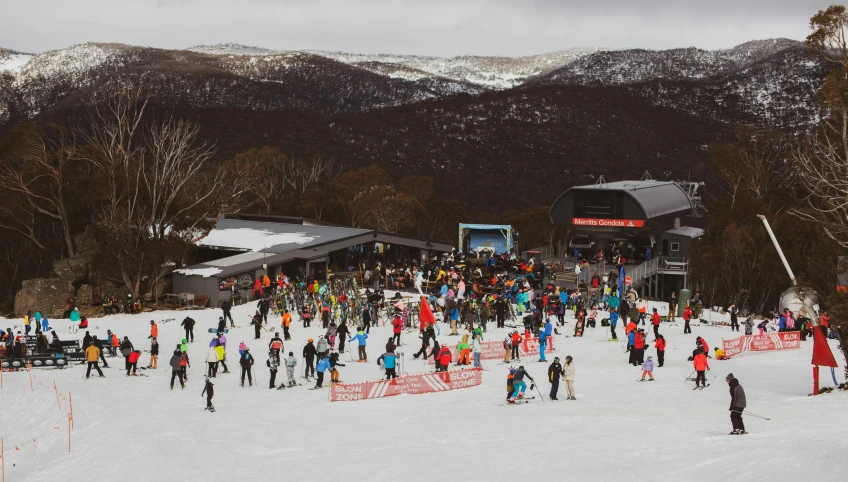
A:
[
  {"left": 651, "top": 308, "right": 661, "bottom": 338},
  {"left": 391, "top": 314, "right": 403, "bottom": 346},
  {"left": 437, "top": 345, "right": 452, "bottom": 372},
  {"left": 692, "top": 349, "right": 709, "bottom": 389}
]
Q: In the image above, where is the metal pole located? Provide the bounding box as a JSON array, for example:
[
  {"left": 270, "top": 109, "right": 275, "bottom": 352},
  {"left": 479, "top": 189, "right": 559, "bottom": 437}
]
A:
[{"left": 756, "top": 215, "right": 797, "bottom": 284}]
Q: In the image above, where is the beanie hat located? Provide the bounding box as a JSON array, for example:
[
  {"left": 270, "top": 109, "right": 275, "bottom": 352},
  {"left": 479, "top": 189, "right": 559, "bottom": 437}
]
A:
[{"left": 726, "top": 373, "right": 735, "bottom": 381}]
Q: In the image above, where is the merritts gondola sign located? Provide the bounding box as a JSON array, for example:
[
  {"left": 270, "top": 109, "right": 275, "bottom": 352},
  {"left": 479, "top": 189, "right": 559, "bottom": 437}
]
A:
[{"left": 572, "top": 218, "right": 646, "bottom": 228}]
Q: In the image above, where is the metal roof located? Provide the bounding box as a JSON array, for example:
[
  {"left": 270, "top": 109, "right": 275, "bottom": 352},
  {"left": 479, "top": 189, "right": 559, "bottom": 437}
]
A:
[
  {"left": 571, "top": 180, "right": 692, "bottom": 219},
  {"left": 663, "top": 226, "right": 704, "bottom": 238},
  {"left": 197, "top": 219, "right": 371, "bottom": 253}
]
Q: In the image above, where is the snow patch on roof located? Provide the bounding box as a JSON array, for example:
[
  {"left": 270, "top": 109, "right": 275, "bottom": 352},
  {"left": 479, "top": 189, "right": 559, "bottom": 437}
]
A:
[
  {"left": 197, "top": 228, "right": 318, "bottom": 252},
  {"left": 173, "top": 267, "right": 222, "bottom": 278}
]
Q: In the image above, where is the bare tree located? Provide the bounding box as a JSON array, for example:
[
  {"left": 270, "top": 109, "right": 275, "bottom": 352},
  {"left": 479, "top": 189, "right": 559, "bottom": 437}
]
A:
[
  {"left": 0, "top": 125, "right": 77, "bottom": 256},
  {"left": 278, "top": 154, "right": 338, "bottom": 211},
  {"left": 795, "top": 6, "right": 848, "bottom": 247}
]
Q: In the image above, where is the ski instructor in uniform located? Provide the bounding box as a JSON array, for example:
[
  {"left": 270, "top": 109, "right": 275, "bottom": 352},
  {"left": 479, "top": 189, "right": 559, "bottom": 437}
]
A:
[{"left": 727, "top": 373, "right": 747, "bottom": 434}]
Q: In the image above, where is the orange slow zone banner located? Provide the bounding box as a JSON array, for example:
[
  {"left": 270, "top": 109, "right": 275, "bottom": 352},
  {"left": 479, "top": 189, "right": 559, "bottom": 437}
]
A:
[{"left": 572, "top": 218, "right": 645, "bottom": 228}]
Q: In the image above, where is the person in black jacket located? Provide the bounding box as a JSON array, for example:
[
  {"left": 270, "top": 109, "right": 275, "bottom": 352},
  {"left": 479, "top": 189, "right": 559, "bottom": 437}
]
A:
[
  {"left": 221, "top": 300, "right": 234, "bottom": 327},
  {"left": 302, "top": 339, "right": 317, "bottom": 379},
  {"left": 361, "top": 306, "right": 372, "bottom": 334},
  {"left": 258, "top": 298, "right": 270, "bottom": 324},
  {"left": 250, "top": 311, "right": 263, "bottom": 340},
  {"left": 727, "top": 373, "right": 747, "bottom": 434},
  {"left": 547, "top": 357, "right": 564, "bottom": 400},
  {"left": 217, "top": 316, "right": 226, "bottom": 334},
  {"left": 239, "top": 347, "right": 255, "bottom": 387},
  {"left": 181, "top": 316, "right": 196, "bottom": 343},
  {"left": 202, "top": 379, "right": 214, "bottom": 411},
  {"left": 83, "top": 331, "right": 93, "bottom": 350},
  {"left": 337, "top": 322, "right": 350, "bottom": 353},
  {"left": 413, "top": 324, "right": 435, "bottom": 359}
]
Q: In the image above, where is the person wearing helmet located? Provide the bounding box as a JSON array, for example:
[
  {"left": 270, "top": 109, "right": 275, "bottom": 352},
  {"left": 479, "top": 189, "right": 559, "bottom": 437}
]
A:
[
  {"left": 303, "top": 339, "right": 317, "bottom": 379},
  {"left": 506, "top": 368, "right": 515, "bottom": 401},
  {"left": 269, "top": 333, "right": 284, "bottom": 363},
  {"left": 548, "top": 357, "right": 563, "bottom": 400},
  {"left": 509, "top": 365, "right": 535, "bottom": 402},
  {"left": 239, "top": 347, "right": 255, "bottom": 387}
]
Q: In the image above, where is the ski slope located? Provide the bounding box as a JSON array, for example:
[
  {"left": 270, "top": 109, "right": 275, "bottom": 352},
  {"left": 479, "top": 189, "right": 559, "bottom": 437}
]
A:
[{"left": 1, "top": 298, "right": 846, "bottom": 482}]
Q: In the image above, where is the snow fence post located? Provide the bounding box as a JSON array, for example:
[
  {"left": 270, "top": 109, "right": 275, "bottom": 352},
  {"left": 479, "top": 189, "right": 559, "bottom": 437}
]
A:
[
  {"left": 27, "top": 361, "right": 32, "bottom": 391},
  {"left": 1, "top": 437, "right": 4, "bottom": 482},
  {"left": 67, "top": 413, "right": 71, "bottom": 453},
  {"left": 53, "top": 380, "right": 61, "bottom": 411},
  {"left": 69, "top": 392, "right": 74, "bottom": 429}
]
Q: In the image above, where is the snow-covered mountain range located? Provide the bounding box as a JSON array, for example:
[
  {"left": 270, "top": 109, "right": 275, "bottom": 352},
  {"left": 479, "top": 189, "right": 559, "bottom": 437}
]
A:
[{"left": 0, "top": 39, "right": 830, "bottom": 132}]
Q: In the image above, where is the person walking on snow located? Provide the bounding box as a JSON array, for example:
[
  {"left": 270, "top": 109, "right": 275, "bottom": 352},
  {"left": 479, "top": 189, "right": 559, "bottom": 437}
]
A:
[
  {"left": 563, "top": 355, "right": 576, "bottom": 400},
  {"left": 654, "top": 335, "right": 666, "bottom": 367},
  {"left": 350, "top": 330, "right": 369, "bottom": 362},
  {"left": 170, "top": 352, "right": 185, "bottom": 390},
  {"left": 202, "top": 379, "right": 214, "bottom": 411},
  {"left": 181, "top": 316, "right": 196, "bottom": 343},
  {"left": 651, "top": 308, "right": 661, "bottom": 338},
  {"left": 538, "top": 330, "right": 548, "bottom": 362},
  {"left": 509, "top": 365, "right": 535, "bottom": 402},
  {"left": 548, "top": 357, "right": 563, "bottom": 400},
  {"left": 691, "top": 349, "right": 709, "bottom": 389},
  {"left": 727, "top": 373, "right": 747, "bottom": 434},
  {"left": 472, "top": 334, "right": 483, "bottom": 368},
  {"left": 239, "top": 347, "right": 255, "bottom": 387},
  {"left": 378, "top": 351, "right": 398, "bottom": 379},
  {"left": 269, "top": 333, "right": 283, "bottom": 363},
  {"left": 683, "top": 305, "right": 693, "bottom": 334},
  {"left": 303, "top": 339, "right": 317, "bottom": 379},
  {"left": 206, "top": 346, "right": 219, "bottom": 378},
  {"left": 337, "top": 321, "right": 350, "bottom": 353},
  {"left": 641, "top": 355, "right": 655, "bottom": 381}
]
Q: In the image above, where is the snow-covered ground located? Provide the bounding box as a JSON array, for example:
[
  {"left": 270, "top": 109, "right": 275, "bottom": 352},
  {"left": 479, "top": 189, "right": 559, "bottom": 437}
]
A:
[{"left": 1, "top": 298, "right": 846, "bottom": 482}]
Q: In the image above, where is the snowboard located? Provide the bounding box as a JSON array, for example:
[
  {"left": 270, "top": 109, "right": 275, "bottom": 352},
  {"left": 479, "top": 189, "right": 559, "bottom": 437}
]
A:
[{"left": 208, "top": 328, "right": 229, "bottom": 334}]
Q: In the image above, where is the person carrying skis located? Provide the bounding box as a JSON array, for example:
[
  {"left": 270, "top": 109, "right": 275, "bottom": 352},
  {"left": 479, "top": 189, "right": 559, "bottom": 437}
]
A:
[
  {"left": 349, "top": 330, "right": 369, "bottom": 362},
  {"left": 328, "top": 351, "right": 345, "bottom": 383},
  {"left": 726, "top": 373, "right": 747, "bottom": 434},
  {"left": 284, "top": 352, "right": 297, "bottom": 388},
  {"left": 641, "top": 355, "right": 655, "bottom": 381},
  {"left": 250, "top": 311, "right": 263, "bottom": 340},
  {"left": 314, "top": 355, "right": 330, "bottom": 388},
  {"left": 303, "top": 339, "right": 317, "bottom": 378},
  {"left": 202, "top": 379, "right": 215, "bottom": 411},
  {"left": 170, "top": 351, "right": 185, "bottom": 390},
  {"left": 182, "top": 316, "right": 196, "bottom": 343},
  {"left": 692, "top": 349, "right": 709, "bottom": 389},
  {"left": 548, "top": 357, "right": 563, "bottom": 400},
  {"left": 378, "top": 351, "right": 398, "bottom": 379},
  {"left": 563, "top": 356, "right": 576, "bottom": 400},
  {"left": 509, "top": 365, "right": 535, "bottom": 402},
  {"left": 267, "top": 350, "right": 279, "bottom": 389},
  {"left": 239, "top": 347, "right": 255, "bottom": 387}
]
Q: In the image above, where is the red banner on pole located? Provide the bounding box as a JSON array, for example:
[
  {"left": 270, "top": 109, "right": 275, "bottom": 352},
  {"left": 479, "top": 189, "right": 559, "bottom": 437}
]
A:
[
  {"left": 427, "top": 337, "right": 553, "bottom": 364},
  {"left": 329, "top": 368, "right": 483, "bottom": 402},
  {"left": 722, "top": 332, "right": 801, "bottom": 359}
]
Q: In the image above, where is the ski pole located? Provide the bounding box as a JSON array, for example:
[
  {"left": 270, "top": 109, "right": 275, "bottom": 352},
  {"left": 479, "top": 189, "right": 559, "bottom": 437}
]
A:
[
  {"left": 684, "top": 370, "right": 695, "bottom": 383},
  {"left": 733, "top": 409, "right": 770, "bottom": 420}
]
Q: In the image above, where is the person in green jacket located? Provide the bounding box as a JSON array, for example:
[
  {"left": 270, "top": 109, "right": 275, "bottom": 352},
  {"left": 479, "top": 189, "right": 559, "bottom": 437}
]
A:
[{"left": 69, "top": 308, "right": 81, "bottom": 333}]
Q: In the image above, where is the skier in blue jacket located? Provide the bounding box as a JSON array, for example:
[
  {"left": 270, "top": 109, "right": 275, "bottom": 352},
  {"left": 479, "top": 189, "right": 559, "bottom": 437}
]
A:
[
  {"left": 378, "top": 352, "right": 398, "bottom": 379},
  {"left": 609, "top": 310, "right": 619, "bottom": 340},
  {"left": 350, "top": 330, "right": 369, "bottom": 362},
  {"left": 538, "top": 332, "right": 548, "bottom": 362},
  {"left": 314, "top": 355, "right": 331, "bottom": 388}
]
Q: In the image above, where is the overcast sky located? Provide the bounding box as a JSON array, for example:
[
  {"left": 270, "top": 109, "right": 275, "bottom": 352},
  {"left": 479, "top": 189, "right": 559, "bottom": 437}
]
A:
[{"left": 0, "top": 0, "right": 832, "bottom": 56}]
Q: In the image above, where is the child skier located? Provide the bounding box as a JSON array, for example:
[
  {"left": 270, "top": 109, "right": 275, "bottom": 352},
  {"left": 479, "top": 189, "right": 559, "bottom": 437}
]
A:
[
  {"left": 506, "top": 368, "right": 515, "bottom": 401},
  {"left": 328, "top": 351, "right": 345, "bottom": 383},
  {"left": 641, "top": 355, "right": 655, "bottom": 381},
  {"left": 349, "top": 330, "right": 369, "bottom": 362},
  {"left": 377, "top": 351, "right": 398, "bottom": 379},
  {"left": 692, "top": 349, "right": 709, "bottom": 389},
  {"left": 284, "top": 352, "right": 297, "bottom": 388},
  {"left": 509, "top": 365, "right": 535, "bottom": 403},
  {"left": 201, "top": 379, "right": 215, "bottom": 412}
]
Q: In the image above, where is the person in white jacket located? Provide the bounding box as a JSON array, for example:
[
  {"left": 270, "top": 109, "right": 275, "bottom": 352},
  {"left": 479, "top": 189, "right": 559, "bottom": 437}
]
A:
[
  {"left": 563, "top": 355, "right": 576, "bottom": 400},
  {"left": 205, "top": 347, "right": 219, "bottom": 378},
  {"left": 472, "top": 334, "right": 483, "bottom": 368}
]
